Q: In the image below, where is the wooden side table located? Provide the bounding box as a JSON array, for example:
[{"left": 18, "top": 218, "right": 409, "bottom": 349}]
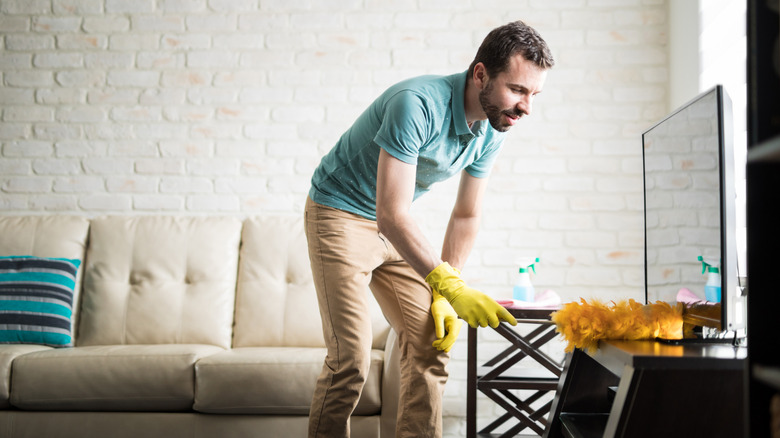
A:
[{"left": 467, "top": 307, "right": 563, "bottom": 437}]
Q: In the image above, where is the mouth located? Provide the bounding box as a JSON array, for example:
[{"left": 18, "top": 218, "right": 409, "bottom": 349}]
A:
[{"left": 503, "top": 112, "right": 521, "bottom": 126}]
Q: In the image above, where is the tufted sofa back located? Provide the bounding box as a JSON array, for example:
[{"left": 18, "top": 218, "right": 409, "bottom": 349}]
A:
[
  {"left": 232, "top": 216, "right": 390, "bottom": 350},
  {"left": 76, "top": 216, "right": 242, "bottom": 348}
]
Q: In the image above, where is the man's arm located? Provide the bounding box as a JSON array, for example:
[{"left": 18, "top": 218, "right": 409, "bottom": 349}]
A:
[
  {"left": 441, "top": 171, "right": 488, "bottom": 271},
  {"left": 375, "top": 148, "right": 441, "bottom": 279}
]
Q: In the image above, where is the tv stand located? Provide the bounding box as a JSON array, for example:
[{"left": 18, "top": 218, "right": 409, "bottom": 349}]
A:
[{"left": 544, "top": 340, "right": 746, "bottom": 438}]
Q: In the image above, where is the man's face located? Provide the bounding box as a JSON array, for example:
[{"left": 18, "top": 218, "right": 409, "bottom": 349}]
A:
[{"left": 478, "top": 54, "right": 547, "bottom": 132}]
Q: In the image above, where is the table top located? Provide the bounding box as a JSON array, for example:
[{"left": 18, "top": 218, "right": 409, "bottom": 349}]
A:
[
  {"left": 592, "top": 339, "right": 747, "bottom": 376},
  {"left": 504, "top": 306, "right": 559, "bottom": 321}
]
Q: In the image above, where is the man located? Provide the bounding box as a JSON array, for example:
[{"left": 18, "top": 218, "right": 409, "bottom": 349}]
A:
[{"left": 305, "top": 20, "right": 554, "bottom": 438}]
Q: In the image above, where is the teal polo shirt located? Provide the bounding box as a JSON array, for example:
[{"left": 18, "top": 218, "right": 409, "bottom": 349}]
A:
[{"left": 309, "top": 71, "right": 506, "bottom": 220}]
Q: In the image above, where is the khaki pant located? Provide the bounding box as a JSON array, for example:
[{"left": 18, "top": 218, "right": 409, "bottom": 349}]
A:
[{"left": 304, "top": 197, "right": 449, "bottom": 438}]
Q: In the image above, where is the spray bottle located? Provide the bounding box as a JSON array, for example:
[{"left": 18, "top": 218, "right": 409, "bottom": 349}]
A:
[
  {"left": 513, "top": 258, "right": 540, "bottom": 302},
  {"left": 698, "top": 255, "right": 721, "bottom": 303}
]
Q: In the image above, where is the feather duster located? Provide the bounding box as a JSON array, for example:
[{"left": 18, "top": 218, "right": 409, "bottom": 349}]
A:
[{"left": 551, "top": 298, "right": 684, "bottom": 353}]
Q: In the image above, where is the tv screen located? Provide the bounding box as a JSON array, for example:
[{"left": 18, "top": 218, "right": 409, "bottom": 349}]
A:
[{"left": 642, "top": 85, "right": 745, "bottom": 333}]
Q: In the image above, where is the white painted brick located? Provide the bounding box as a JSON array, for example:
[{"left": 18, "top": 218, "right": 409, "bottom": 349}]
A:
[
  {"left": 270, "top": 106, "right": 325, "bottom": 123},
  {"left": 0, "top": 194, "right": 28, "bottom": 210},
  {"left": 215, "top": 105, "right": 269, "bottom": 121},
  {"left": 54, "top": 141, "right": 108, "bottom": 158},
  {"left": 53, "top": 0, "right": 103, "bottom": 15},
  {"left": 162, "top": 106, "right": 214, "bottom": 122},
  {"left": 3, "top": 107, "right": 55, "bottom": 122},
  {"left": 238, "top": 12, "right": 289, "bottom": 30},
  {"left": 186, "top": 88, "right": 238, "bottom": 104},
  {"left": 110, "top": 106, "right": 163, "bottom": 122},
  {"left": 190, "top": 123, "right": 243, "bottom": 140},
  {"left": 135, "top": 158, "right": 185, "bottom": 175},
  {"left": 570, "top": 194, "right": 627, "bottom": 211},
  {"left": 0, "top": 159, "right": 31, "bottom": 175},
  {"left": 55, "top": 70, "right": 105, "bottom": 88},
  {"left": 159, "top": 0, "right": 206, "bottom": 12},
  {"left": 213, "top": 71, "right": 266, "bottom": 87},
  {"left": 33, "top": 53, "right": 83, "bottom": 68},
  {"left": 105, "top": 0, "right": 154, "bottom": 14},
  {"left": 1, "top": 0, "right": 51, "bottom": 15},
  {"left": 213, "top": 34, "right": 264, "bottom": 50},
  {"left": 79, "top": 194, "right": 132, "bottom": 210},
  {"left": 56, "top": 106, "right": 107, "bottom": 123},
  {"left": 160, "top": 176, "right": 213, "bottom": 193},
  {"left": 139, "top": 88, "right": 187, "bottom": 105},
  {"left": 159, "top": 140, "right": 213, "bottom": 157},
  {"left": 82, "top": 157, "right": 133, "bottom": 174},
  {"left": 83, "top": 124, "right": 134, "bottom": 140},
  {"left": 161, "top": 34, "right": 211, "bottom": 50},
  {"left": 208, "top": 0, "right": 257, "bottom": 12},
  {"left": 4, "top": 70, "right": 54, "bottom": 87},
  {"left": 32, "top": 16, "right": 82, "bottom": 32},
  {"left": 107, "top": 141, "right": 157, "bottom": 157},
  {"left": 0, "top": 89, "right": 35, "bottom": 104},
  {"left": 32, "top": 159, "right": 82, "bottom": 175},
  {"left": 82, "top": 16, "right": 130, "bottom": 33},
  {"left": 240, "top": 51, "right": 294, "bottom": 68},
  {"left": 5, "top": 35, "right": 54, "bottom": 51},
  {"left": 0, "top": 53, "right": 32, "bottom": 69},
  {"left": 29, "top": 195, "right": 78, "bottom": 211},
  {"left": 84, "top": 52, "right": 134, "bottom": 69},
  {"left": 0, "top": 16, "right": 30, "bottom": 32},
  {"left": 57, "top": 34, "right": 108, "bottom": 50},
  {"left": 161, "top": 71, "right": 212, "bottom": 87},
  {"left": 290, "top": 12, "right": 343, "bottom": 30},
  {"left": 110, "top": 34, "right": 160, "bottom": 51},
  {"left": 138, "top": 52, "right": 187, "bottom": 69},
  {"left": 215, "top": 177, "right": 266, "bottom": 194},
  {"left": 87, "top": 89, "right": 141, "bottom": 105},
  {"left": 107, "top": 70, "right": 160, "bottom": 87},
  {"left": 244, "top": 123, "right": 299, "bottom": 140},
  {"left": 132, "top": 16, "right": 185, "bottom": 32},
  {"left": 133, "top": 123, "right": 189, "bottom": 140},
  {"left": 394, "top": 12, "right": 451, "bottom": 29},
  {"left": 185, "top": 14, "right": 237, "bottom": 31},
  {"left": 186, "top": 194, "right": 239, "bottom": 211},
  {"left": 33, "top": 123, "right": 83, "bottom": 140},
  {"left": 295, "top": 50, "right": 347, "bottom": 68},
  {"left": 2, "top": 176, "right": 52, "bottom": 193},
  {"left": 133, "top": 194, "right": 185, "bottom": 211},
  {"left": 106, "top": 176, "right": 158, "bottom": 193},
  {"left": 187, "top": 158, "right": 240, "bottom": 176},
  {"left": 187, "top": 51, "right": 239, "bottom": 68}
]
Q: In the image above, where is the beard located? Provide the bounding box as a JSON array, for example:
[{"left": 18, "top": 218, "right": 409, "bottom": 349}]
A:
[{"left": 478, "top": 79, "right": 524, "bottom": 132}]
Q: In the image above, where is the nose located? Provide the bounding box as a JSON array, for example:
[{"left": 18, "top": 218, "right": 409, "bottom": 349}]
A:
[{"left": 517, "top": 96, "right": 532, "bottom": 117}]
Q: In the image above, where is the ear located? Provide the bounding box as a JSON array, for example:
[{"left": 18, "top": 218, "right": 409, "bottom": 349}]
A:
[{"left": 472, "top": 62, "right": 489, "bottom": 90}]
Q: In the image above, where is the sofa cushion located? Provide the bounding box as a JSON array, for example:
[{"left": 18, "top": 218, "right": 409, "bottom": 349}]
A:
[
  {"left": 0, "top": 256, "right": 80, "bottom": 347},
  {"left": 10, "top": 344, "right": 224, "bottom": 411},
  {"left": 0, "top": 216, "right": 90, "bottom": 341},
  {"left": 193, "top": 347, "right": 383, "bottom": 415},
  {"left": 0, "top": 344, "right": 52, "bottom": 409},
  {"left": 233, "top": 217, "right": 390, "bottom": 349},
  {"left": 77, "top": 216, "right": 241, "bottom": 348}
]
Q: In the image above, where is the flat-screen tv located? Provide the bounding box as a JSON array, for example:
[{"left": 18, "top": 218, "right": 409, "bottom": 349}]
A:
[{"left": 642, "top": 85, "right": 746, "bottom": 335}]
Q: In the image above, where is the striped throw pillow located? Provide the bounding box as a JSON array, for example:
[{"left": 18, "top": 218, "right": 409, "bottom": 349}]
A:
[{"left": 0, "top": 256, "right": 81, "bottom": 347}]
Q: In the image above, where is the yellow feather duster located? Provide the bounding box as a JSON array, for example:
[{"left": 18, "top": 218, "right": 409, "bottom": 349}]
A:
[{"left": 551, "top": 298, "right": 684, "bottom": 353}]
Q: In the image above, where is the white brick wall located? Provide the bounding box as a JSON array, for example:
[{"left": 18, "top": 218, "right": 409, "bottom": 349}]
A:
[{"left": 0, "top": 0, "right": 680, "bottom": 435}]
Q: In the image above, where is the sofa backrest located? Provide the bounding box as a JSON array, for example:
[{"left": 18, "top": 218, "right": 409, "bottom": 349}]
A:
[
  {"left": 76, "top": 216, "right": 242, "bottom": 348},
  {"left": 0, "top": 216, "right": 90, "bottom": 341},
  {"left": 233, "top": 216, "right": 390, "bottom": 350}
]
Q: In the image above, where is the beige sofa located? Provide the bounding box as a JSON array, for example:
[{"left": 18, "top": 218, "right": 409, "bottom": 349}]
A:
[{"left": 0, "top": 215, "right": 399, "bottom": 438}]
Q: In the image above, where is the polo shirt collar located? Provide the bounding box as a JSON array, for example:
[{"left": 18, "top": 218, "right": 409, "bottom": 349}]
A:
[{"left": 452, "top": 71, "right": 487, "bottom": 138}]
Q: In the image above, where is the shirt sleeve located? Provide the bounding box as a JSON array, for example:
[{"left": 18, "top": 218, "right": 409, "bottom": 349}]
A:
[
  {"left": 372, "top": 90, "right": 431, "bottom": 165},
  {"left": 465, "top": 136, "right": 504, "bottom": 178}
]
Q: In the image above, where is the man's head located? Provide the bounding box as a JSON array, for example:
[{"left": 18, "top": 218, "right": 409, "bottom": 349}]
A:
[
  {"left": 468, "top": 20, "right": 554, "bottom": 79},
  {"left": 468, "top": 21, "right": 553, "bottom": 132}
]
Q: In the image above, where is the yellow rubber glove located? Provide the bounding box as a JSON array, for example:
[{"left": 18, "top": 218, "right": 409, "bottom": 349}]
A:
[
  {"left": 426, "top": 262, "right": 517, "bottom": 329},
  {"left": 431, "top": 288, "right": 462, "bottom": 352}
]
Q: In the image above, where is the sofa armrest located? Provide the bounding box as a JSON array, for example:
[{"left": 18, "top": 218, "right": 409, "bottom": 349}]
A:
[{"left": 380, "top": 328, "right": 399, "bottom": 438}]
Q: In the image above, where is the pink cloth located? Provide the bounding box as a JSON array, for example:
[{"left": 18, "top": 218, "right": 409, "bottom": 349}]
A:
[{"left": 497, "top": 289, "right": 562, "bottom": 309}]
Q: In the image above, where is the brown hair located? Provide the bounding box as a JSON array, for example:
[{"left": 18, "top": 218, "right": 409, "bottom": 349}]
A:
[{"left": 468, "top": 20, "right": 554, "bottom": 78}]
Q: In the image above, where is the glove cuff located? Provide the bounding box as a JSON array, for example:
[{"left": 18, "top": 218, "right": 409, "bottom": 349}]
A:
[{"left": 426, "top": 262, "right": 463, "bottom": 299}]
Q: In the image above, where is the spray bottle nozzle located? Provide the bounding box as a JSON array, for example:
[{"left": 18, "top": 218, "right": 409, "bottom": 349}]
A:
[
  {"left": 518, "top": 257, "right": 541, "bottom": 274},
  {"left": 697, "top": 255, "right": 720, "bottom": 275}
]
